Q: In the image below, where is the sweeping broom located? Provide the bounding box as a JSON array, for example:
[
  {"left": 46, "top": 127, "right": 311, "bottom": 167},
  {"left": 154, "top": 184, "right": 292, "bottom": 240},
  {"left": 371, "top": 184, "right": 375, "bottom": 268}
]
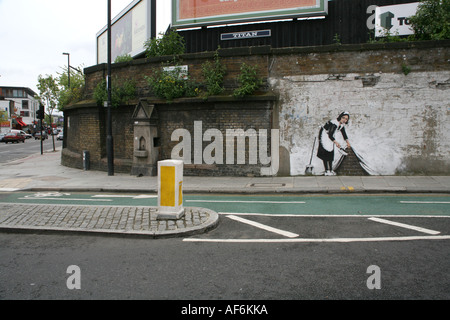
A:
[{"left": 305, "top": 137, "right": 316, "bottom": 175}]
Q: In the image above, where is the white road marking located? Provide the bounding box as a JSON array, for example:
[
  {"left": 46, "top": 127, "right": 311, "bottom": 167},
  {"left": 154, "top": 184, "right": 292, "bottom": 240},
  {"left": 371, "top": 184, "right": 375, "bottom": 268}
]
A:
[
  {"left": 187, "top": 200, "right": 305, "bottom": 204},
  {"left": 368, "top": 217, "right": 440, "bottom": 235},
  {"left": 400, "top": 201, "right": 450, "bottom": 204},
  {"left": 183, "top": 235, "right": 450, "bottom": 243},
  {"left": 226, "top": 215, "right": 299, "bottom": 238},
  {"left": 19, "top": 197, "right": 112, "bottom": 202},
  {"left": 92, "top": 195, "right": 157, "bottom": 199},
  {"left": 218, "top": 212, "right": 450, "bottom": 218}
]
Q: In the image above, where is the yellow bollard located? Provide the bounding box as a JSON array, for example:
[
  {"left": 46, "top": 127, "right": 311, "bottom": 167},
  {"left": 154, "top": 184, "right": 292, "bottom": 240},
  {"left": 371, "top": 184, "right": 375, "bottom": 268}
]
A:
[{"left": 157, "top": 160, "right": 185, "bottom": 220}]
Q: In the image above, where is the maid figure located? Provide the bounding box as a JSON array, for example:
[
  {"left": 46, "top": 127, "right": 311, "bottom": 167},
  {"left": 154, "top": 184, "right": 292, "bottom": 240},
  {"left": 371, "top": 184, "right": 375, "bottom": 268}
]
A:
[{"left": 317, "top": 112, "right": 351, "bottom": 176}]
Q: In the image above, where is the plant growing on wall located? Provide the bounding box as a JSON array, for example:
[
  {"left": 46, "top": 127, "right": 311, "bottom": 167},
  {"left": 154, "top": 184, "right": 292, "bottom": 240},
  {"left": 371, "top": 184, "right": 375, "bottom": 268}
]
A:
[
  {"left": 144, "top": 29, "right": 186, "bottom": 57},
  {"left": 114, "top": 54, "right": 133, "bottom": 63},
  {"left": 145, "top": 65, "right": 200, "bottom": 102},
  {"left": 201, "top": 49, "right": 226, "bottom": 96},
  {"left": 233, "top": 63, "right": 263, "bottom": 98},
  {"left": 93, "top": 78, "right": 137, "bottom": 108}
]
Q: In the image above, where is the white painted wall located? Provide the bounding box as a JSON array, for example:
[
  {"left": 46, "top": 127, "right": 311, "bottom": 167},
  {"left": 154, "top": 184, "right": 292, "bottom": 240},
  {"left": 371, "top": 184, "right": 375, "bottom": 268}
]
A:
[{"left": 270, "top": 71, "right": 450, "bottom": 175}]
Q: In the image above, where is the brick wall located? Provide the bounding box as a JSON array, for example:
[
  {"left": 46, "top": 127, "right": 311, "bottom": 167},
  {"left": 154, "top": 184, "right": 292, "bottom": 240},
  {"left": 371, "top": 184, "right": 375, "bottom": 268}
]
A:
[
  {"left": 62, "top": 40, "right": 450, "bottom": 176},
  {"left": 62, "top": 102, "right": 134, "bottom": 173},
  {"left": 157, "top": 99, "right": 274, "bottom": 176}
]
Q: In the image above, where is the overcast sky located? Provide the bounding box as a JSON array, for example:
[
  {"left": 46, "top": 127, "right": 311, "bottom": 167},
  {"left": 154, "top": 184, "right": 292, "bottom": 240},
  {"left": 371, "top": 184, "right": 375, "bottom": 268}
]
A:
[{"left": 0, "top": 0, "right": 171, "bottom": 94}]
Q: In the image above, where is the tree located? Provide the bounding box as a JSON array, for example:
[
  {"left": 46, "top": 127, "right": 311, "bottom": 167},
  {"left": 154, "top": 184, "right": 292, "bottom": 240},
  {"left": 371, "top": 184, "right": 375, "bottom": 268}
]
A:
[
  {"left": 410, "top": 0, "right": 450, "bottom": 40},
  {"left": 36, "top": 74, "right": 59, "bottom": 125},
  {"left": 57, "top": 65, "right": 85, "bottom": 111}
]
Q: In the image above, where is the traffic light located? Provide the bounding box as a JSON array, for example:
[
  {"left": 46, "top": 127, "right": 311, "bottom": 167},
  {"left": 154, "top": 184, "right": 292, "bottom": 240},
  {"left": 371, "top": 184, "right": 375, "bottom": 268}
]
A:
[{"left": 37, "top": 104, "right": 45, "bottom": 120}]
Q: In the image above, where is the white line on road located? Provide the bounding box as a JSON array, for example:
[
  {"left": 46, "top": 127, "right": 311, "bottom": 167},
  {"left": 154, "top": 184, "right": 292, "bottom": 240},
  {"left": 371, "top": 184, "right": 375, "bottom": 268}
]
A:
[
  {"left": 187, "top": 200, "right": 305, "bottom": 204},
  {"left": 183, "top": 235, "right": 450, "bottom": 243},
  {"left": 218, "top": 212, "right": 450, "bottom": 218},
  {"left": 226, "top": 215, "right": 299, "bottom": 238},
  {"left": 18, "top": 197, "right": 112, "bottom": 202},
  {"left": 368, "top": 217, "right": 440, "bottom": 235},
  {"left": 400, "top": 201, "right": 450, "bottom": 204},
  {"left": 92, "top": 195, "right": 157, "bottom": 199}
]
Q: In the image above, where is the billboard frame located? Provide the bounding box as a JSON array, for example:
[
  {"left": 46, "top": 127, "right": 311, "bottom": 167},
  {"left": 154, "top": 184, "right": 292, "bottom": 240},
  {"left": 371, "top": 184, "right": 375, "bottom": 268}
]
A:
[
  {"left": 96, "top": 0, "right": 155, "bottom": 64},
  {"left": 172, "top": 0, "right": 328, "bottom": 28}
]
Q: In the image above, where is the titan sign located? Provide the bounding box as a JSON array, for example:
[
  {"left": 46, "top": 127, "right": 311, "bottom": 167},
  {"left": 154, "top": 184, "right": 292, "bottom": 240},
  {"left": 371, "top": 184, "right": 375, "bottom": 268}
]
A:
[
  {"left": 375, "top": 2, "right": 419, "bottom": 37},
  {"left": 172, "top": 0, "right": 328, "bottom": 28},
  {"left": 97, "top": 0, "right": 154, "bottom": 64}
]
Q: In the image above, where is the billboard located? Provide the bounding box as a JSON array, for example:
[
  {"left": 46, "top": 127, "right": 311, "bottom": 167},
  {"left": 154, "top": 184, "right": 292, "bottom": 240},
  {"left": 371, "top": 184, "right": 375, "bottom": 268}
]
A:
[
  {"left": 97, "top": 0, "right": 154, "bottom": 64},
  {"left": 172, "top": 0, "right": 328, "bottom": 28},
  {"left": 375, "top": 2, "right": 419, "bottom": 37}
]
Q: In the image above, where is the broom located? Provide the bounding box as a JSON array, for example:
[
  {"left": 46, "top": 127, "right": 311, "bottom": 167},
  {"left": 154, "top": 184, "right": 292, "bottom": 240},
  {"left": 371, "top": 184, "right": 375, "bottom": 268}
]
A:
[{"left": 305, "top": 137, "right": 316, "bottom": 175}]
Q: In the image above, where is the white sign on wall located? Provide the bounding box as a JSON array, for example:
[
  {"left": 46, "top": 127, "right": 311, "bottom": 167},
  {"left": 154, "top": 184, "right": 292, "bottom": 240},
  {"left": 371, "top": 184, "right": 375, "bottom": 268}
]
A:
[{"left": 375, "top": 2, "right": 419, "bottom": 37}]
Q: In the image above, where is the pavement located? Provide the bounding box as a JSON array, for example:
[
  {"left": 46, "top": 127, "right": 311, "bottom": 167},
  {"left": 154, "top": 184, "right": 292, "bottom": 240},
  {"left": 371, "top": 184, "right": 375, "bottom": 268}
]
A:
[{"left": 0, "top": 149, "right": 449, "bottom": 238}]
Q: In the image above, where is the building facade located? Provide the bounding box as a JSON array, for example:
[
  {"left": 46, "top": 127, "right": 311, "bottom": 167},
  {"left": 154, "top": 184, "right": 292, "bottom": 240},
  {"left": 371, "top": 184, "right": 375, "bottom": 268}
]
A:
[{"left": 0, "top": 86, "right": 39, "bottom": 133}]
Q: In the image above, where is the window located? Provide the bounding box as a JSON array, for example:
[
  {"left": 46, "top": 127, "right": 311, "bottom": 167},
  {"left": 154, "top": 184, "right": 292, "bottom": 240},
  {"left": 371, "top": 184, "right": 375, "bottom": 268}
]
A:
[
  {"left": 22, "top": 100, "right": 29, "bottom": 109},
  {"left": 13, "top": 90, "right": 24, "bottom": 98}
]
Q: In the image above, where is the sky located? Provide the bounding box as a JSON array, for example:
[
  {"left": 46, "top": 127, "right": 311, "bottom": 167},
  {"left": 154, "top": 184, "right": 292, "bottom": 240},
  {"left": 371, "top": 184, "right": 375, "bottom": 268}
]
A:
[{"left": 0, "top": 0, "right": 171, "bottom": 94}]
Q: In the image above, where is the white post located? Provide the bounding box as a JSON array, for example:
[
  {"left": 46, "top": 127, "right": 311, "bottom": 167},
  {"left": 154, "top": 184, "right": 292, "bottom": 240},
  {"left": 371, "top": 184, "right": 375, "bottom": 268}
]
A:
[{"left": 157, "top": 160, "right": 185, "bottom": 220}]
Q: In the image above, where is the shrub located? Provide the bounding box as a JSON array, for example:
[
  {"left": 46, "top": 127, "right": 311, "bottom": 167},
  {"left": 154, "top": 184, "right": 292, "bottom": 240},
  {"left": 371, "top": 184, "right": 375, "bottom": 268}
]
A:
[
  {"left": 145, "top": 66, "right": 200, "bottom": 102},
  {"left": 93, "top": 78, "right": 136, "bottom": 107},
  {"left": 144, "top": 30, "right": 186, "bottom": 57},
  {"left": 201, "top": 50, "right": 226, "bottom": 96},
  {"left": 233, "top": 63, "right": 263, "bottom": 98}
]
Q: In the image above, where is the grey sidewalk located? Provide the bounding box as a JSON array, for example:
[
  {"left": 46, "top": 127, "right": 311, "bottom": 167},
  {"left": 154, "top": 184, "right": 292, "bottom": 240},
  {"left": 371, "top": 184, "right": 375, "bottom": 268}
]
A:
[
  {"left": 0, "top": 149, "right": 449, "bottom": 194},
  {"left": 0, "top": 149, "right": 449, "bottom": 238}
]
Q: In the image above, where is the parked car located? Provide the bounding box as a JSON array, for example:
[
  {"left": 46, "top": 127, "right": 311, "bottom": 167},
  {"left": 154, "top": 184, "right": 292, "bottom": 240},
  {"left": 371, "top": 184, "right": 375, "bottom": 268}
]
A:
[
  {"left": 34, "top": 130, "right": 48, "bottom": 140},
  {"left": 2, "top": 132, "right": 26, "bottom": 143},
  {"left": 57, "top": 131, "right": 64, "bottom": 141},
  {"left": 0, "top": 133, "right": 5, "bottom": 142},
  {"left": 11, "top": 129, "right": 32, "bottom": 139}
]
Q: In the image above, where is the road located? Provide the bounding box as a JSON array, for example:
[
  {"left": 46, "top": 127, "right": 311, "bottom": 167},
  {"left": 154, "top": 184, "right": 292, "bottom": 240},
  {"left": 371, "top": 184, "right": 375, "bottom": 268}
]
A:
[
  {"left": 0, "top": 137, "right": 62, "bottom": 163},
  {"left": 0, "top": 192, "right": 449, "bottom": 302}
]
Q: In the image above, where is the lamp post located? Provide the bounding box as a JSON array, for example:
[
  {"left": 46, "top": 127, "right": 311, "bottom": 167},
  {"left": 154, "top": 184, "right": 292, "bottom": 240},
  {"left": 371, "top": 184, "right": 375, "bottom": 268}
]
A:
[
  {"left": 62, "top": 52, "right": 70, "bottom": 88},
  {"left": 62, "top": 52, "right": 71, "bottom": 150},
  {"left": 106, "top": 0, "right": 114, "bottom": 176}
]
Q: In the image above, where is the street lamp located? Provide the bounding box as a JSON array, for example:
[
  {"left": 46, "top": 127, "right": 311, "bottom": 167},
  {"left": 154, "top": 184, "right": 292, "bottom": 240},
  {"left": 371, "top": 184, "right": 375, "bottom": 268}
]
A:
[
  {"left": 106, "top": 0, "right": 114, "bottom": 176},
  {"left": 62, "top": 52, "right": 70, "bottom": 150},
  {"left": 62, "top": 52, "right": 70, "bottom": 88}
]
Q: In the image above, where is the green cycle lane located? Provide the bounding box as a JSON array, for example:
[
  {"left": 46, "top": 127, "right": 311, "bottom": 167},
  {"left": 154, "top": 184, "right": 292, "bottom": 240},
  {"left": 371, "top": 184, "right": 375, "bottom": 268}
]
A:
[{"left": 0, "top": 192, "right": 449, "bottom": 217}]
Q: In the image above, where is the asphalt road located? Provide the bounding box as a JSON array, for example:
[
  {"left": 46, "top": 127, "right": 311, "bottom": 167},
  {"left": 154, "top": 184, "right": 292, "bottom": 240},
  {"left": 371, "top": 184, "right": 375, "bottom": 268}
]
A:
[
  {"left": 0, "top": 226, "right": 449, "bottom": 301},
  {"left": 0, "top": 193, "right": 449, "bottom": 302},
  {"left": 0, "top": 137, "right": 62, "bottom": 163}
]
